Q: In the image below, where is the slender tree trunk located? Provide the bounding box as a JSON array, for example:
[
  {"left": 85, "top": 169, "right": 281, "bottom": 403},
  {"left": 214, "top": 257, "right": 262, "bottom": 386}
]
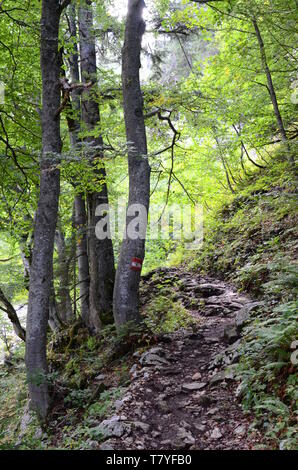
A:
[
  {"left": 113, "top": 0, "right": 151, "bottom": 329},
  {"left": 222, "top": 158, "right": 235, "bottom": 193},
  {"left": 48, "top": 280, "right": 63, "bottom": 332},
  {"left": 213, "top": 131, "right": 235, "bottom": 193},
  {"left": 78, "top": 1, "right": 115, "bottom": 330},
  {"left": 74, "top": 196, "right": 90, "bottom": 325},
  {"left": 65, "top": 4, "right": 91, "bottom": 327},
  {"left": 55, "top": 225, "right": 73, "bottom": 323},
  {"left": 25, "top": 0, "right": 62, "bottom": 422},
  {"left": 240, "top": 145, "right": 250, "bottom": 176},
  {"left": 232, "top": 123, "right": 265, "bottom": 169},
  {"left": 253, "top": 18, "right": 292, "bottom": 162}
]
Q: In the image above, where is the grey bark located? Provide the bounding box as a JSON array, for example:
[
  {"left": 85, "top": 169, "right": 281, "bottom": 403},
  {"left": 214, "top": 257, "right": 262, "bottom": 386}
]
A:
[
  {"left": 48, "top": 280, "right": 63, "bottom": 332},
  {"left": 66, "top": 4, "right": 91, "bottom": 326},
  {"left": 113, "top": 0, "right": 151, "bottom": 329},
  {"left": 54, "top": 225, "right": 73, "bottom": 323},
  {"left": 78, "top": 1, "right": 115, "bottom": 330},
  {"left": 74, "top": 195, "right": 90, "bottom": 325},
  {"left": 25, "top": 0, "right": 62, "bottom": 422},
  {"left": 18, "top": 213, "right": 63, "bottom": 330}
]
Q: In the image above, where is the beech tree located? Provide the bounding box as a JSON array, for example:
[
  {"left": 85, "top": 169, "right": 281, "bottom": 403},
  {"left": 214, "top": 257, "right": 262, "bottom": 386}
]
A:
[
  {"left": 25, "top": 0, "right": 64, "bottom": 421},
  {"left": 113, "top": 0, "right": 151, "bottom": 328},
  {"left": 78, "top": 0, "right": 115, "bottom": 330},
  {"left": 63, "top": 3, "right": 91, "bottom": 327}
]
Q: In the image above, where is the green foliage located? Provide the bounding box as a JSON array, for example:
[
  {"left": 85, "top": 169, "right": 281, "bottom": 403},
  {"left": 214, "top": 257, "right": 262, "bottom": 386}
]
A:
[
  {"left": 86, "top": 388, "right": 123, "bottom": 420},
  {"left": 64, "top": 389, "right": 92, "bottom": 408},
  {"left": 236, "top": 301, "right": 298, "bottom": 449},
  {"left": 143, "top": 294, "right": 195, "bottom": 333},
  {"left": 86, "top": 336, "right": 98, "bottom": 352},
  {"left": 0, "top": 0, "right": 297, "bottom": 451}
]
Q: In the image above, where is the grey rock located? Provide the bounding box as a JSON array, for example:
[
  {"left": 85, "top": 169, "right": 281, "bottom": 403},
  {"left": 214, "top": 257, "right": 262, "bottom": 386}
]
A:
[
  {"left": 99, "top": 441, "right": 115, "bottom": 450},
  {"left": 204, "top": 336, "right": 220, "bottom": 343},
  {"left": 178, "top": 428, "right": 195, "bottom": 446},
  {"left": 94, "top": 373, "right": 106, "bottom": 382},
  {"left": 157, "top": 399, "right": 170, "bottom": 413},
  {"left": 132, "top": 421, "right": 150, "bottom": 433},
  {"left": 171, "top": 426, "right": 195, "bottom": 448},
  {"left": 235, "top": 383, "right": 245, "bottom": 399},
  {"left": 225, "top": 365, "right": 237, "bottom": 380},
  {"left": 235, "top": 310, "right": 250, "bottom": 329},
  {"left": 139, "top": 349, "right": 169, "bottom": 367},
  {"left": 148, "top": 346, "right": 166, "bottom": 356},
  {"left": 210, "top": 428, "right": 223, "bottom": 439},
  {"left": 129, "top": 364, "right": 138, "bottom": 376},
  {"left": 193, "top": 394, "right": 215, "bottom": 407},
  {"left": 182, "top": 382, "right": 207, "bottom": 391},
  {"left": 86, "top": 440, "right": 98, "bottom": 449},
  {"left": 223, "top": 324, "right": 239, "bottom": 344},
  {"left": 114, "top": 395, "right": 131, "bottom": 412},
  {"left": 161, "top": 440, "right": 172, "bottom": 447},
  {"left": 209, "top": 371, "right": 225, "bottom": 385},
  {"left": 191, "top": 372, "right": 202, "bottom": 380},
  {"left": 235, "top": 302, "right": 263, "bottom": 329},
  {"left": 34, "top": 428, "right": 43, "bottom": 440},
  {"left": 194, "top": 424, "right": 206, "bottom": 432},
  {"left": 206, "top": 407, "right": 219, "bottom": 416},
  {"left": 94, "top": 416, "right": 131, "bottom": 438},
  {"left": 234, "top": 424, "right": 246, "bottom": 437},
  {"left": 163, "top": 367, "right": 181, "bottom": 376},
  {"left": 194, "top": 283, "right": 224, "bottom": 297},
  {"left": 204, "top": 305, "right": 227, "bottom": 316}
]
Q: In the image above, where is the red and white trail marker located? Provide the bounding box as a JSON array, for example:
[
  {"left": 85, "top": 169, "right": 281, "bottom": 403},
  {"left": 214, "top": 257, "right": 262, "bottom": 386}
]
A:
[{"left": 130, "top": 257, "right": 143, "bottom": 271}]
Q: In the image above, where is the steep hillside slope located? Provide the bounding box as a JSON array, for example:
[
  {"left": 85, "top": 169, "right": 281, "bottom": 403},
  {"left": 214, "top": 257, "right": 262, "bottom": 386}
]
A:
[{"left": 189, "top": 156, "right": 297, "bottom": 449}]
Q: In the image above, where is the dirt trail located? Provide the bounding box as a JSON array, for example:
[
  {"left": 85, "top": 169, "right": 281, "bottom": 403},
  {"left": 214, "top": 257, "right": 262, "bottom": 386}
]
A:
[{"left": 96, "top": 268, "right": 263, "bottom": 450}]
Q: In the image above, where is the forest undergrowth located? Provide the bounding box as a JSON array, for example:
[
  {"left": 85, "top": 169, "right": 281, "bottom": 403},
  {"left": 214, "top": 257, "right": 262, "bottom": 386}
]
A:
[{"left": 0, "top": 152, "right": 296, "bottom": 450}]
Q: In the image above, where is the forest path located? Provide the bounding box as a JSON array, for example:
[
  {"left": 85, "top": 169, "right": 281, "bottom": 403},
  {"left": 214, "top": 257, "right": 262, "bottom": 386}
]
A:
[{"left": 97, "top": 268, "right": 263, "bottom": 450}]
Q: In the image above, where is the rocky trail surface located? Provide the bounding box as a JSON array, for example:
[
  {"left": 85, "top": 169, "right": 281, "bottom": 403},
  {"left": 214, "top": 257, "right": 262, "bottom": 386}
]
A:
[{"left": 92, "top": 268, "right": 264, "bottom": 450}]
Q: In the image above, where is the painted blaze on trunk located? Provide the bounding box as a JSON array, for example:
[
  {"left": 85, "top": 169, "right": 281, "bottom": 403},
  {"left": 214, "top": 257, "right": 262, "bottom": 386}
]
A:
[{"left": 113, "top": 0, "right": 151, "bottom": 329}]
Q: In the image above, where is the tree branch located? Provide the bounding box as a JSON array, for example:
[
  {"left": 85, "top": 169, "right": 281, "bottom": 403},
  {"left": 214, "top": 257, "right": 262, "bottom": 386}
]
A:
[{"left": 0, "top": 287, "right": 26, "bottom": 341}]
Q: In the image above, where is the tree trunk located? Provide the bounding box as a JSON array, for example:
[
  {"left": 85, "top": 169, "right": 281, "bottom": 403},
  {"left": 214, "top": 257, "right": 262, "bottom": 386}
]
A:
[
  {"left": 65, "top": 4, "right": 91, "bottom": 327},
  {"left": 54, "top": 225, "right": 73, "bottom": 323},
  {"left": 113, "top": 0, "right": 151, "bottom": 329},
  {"left": 253, "top": 18, "right": 292, "bottom": 162},
  {"left": 78, "top": 0, "right": 115, "bottom": 330},
  {"left": 48, "top": 280, "right": 63, "bottom": 332},
  {"left": 232, "top": 123, "right": 265, "bottom": 169},
  {"left": 25, "top": 0, "right": 62, "bottom": 422},
  {"left": 74, "top": 195, "right": 90, "bottom": 325}
]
